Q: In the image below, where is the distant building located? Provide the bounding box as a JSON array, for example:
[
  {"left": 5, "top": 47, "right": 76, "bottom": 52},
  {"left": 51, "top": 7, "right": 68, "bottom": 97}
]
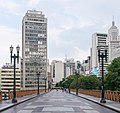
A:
[
  {"left": 65, "top": 58, "right": 75, "bottom": 77},
  {"left": 47, "top": 60, "right": 52, "bottom": 88},
  {"left": 111, "top": 46, "right": 120, "bottom": 60},
  {"left": 108, "top": 20, "right": 120, "bottom": 62},
  {"left": 81, "top": 56, "right": 91, "bottom": 75},
  {"left": 92, "top": 33, "right": 109, "bottom": 76},
  {"left": 51, "top": 60, "right": 64, "bottom": 84},
  {"left": 0, "top": 63, "right": 21, "bottom": 98},
  {"left": 22, "top": 10, "right": 47, "bottom": 90}
]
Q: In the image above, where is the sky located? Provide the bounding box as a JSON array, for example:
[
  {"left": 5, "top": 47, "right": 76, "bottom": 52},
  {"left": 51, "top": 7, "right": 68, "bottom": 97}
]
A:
[{"left": 0, "top": 0, "right": 120, "bottom": 67}]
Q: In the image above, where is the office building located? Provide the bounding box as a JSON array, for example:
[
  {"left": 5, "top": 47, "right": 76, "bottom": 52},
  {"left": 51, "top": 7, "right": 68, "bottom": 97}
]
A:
[
  {"left": 22, "top": 10, "right": 47, "bottom": 90},
  {"left": 51, "top": 60, "right": 64, "bottom": 84},
  {"left": 0, "top": 63, "right": 21, "bottom": 98},
  {"left": 65, "top": 58, "right": 76, "bottom": 77},
  {"left": 92, "top": 33, "right": 109, "bottom": 76},
  {"left": 81, "top": 56, "right": 91, "bottom": 75}
]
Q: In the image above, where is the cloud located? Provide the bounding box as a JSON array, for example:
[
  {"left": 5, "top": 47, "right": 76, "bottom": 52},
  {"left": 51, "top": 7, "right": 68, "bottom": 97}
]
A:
[
  {"left": 0, "top": 0, "right": 20, "bottom": 15},
  {"left": 27, "top": 0, "right": 41, "bottom": 6},
  {"left": 0, "top": 25, "right": 21, "bottom": 67},
  {"left": 72, "top": 47, "right": 90, "bottom": 62}
]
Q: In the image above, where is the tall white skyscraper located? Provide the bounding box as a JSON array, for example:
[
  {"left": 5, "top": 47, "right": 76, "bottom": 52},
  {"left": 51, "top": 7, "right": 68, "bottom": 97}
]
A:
[
  {"left": 92, "top": 33, "right": 108, "bottom": 76},
  {"left": 22, "top": 10, "right": 47, "bottom": 90},
  {"left": 108, "top": 20, "right": 120, "bottom": 62}
]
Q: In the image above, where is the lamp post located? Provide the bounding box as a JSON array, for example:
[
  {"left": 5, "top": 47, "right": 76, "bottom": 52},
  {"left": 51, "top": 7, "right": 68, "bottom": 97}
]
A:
[
  {"left": 37, "top": 72, "right": 40, "bottom": 95},
  {"left": 75, "top": 62, "right": 81, "bottom": 95},
  {"left": 98, "top": 48, "right": 107, "bottom": 103},
  {"left": 68, "top": 75, "right": 72, "bottom": 93},
  {"left": 44, "top": 77, "right": 47, "bottom": 92},
  {"left": 10, "top": 45, "right": 20, "bottom": 103},
  {"left": 76, "top": 71, "right": 79, "bottom": 95},
  {"left": 34, "top": 61, "right": 42, "bottom": 95}
]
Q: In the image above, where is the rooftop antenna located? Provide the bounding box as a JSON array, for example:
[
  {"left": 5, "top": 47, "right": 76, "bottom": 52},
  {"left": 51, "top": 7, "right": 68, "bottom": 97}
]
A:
[
  {"left": 112, "top": 15, "right": 115, "bottom": 26},
  {"left": 113, "top": 15, "right": 114, "bottom": 21},
  {"left": 65, "top": 54, "right": 67, "bottom": 62}
]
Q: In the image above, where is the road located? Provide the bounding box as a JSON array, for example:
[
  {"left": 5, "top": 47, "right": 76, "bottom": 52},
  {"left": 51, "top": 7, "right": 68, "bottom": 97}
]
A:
[{"left": 1, "top": 90, "right": 118, "bottom": 113}]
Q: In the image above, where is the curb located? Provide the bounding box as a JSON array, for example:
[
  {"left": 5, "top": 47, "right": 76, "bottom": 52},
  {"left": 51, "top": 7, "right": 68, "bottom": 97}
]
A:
[
  {"left": 71, "top": 92, "right": 120, "bottom": 113},
  {"left": 0, "top": 92, "right": 47, "bottom": 112}
]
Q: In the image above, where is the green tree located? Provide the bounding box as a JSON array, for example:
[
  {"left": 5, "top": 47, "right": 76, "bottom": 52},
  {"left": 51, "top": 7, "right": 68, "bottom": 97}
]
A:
[
  {"left": 79, "top": 75, "right": 99, "bottom": 90},
  {"left": 105, "top": 57, "right": 120, "bottom": 91}
]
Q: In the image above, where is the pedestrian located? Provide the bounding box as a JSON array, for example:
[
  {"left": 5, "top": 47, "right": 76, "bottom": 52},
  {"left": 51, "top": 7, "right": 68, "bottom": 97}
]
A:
[{"left": 4, "top": 92, "right": 7, "bottom": 100}]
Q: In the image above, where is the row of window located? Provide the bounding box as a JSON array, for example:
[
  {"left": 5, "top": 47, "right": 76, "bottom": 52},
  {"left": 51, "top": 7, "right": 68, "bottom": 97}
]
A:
[
  {"left": 26, "top": 37, "right": 47, "bottom": 41},
  {"left": 97, "top": 34, "right": 107, "bottom": 37},
  {"left": 25, "top": 26, "right": 46, "bottom": 30},
  {"left": 1, "top": 81, "right": 20, "bottom": 83},
  {"left": 27, "top": 18, "right": 45, "bottom": 22},
  {"left": 25, "top": 22, "right": 46, "bottom": 26},
  {"left": 1, "top": 78, "right": 20, "bottom": 80},
  {"left": 25, "top": 29, "right": 46, "bottom": 33}
]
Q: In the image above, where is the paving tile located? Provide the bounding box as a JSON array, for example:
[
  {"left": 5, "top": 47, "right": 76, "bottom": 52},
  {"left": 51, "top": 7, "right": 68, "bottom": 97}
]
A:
[
  {"left": 42, "top": 107, "right": 74, "bottom": 112},
  {"left": 17, "top": 110, "right": 33, "bottom": 113},
  {"left": 32, "top": 107, "right": 43, "bottom": 112},
  {"left": 83, "top": 110, "right": 100, "bottom": 113}
]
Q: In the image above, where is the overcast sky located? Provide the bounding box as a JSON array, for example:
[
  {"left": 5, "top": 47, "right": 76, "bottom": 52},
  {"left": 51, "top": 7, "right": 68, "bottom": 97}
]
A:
[{"left": 0, "top": 0, "right": 120, "bottom": 67}]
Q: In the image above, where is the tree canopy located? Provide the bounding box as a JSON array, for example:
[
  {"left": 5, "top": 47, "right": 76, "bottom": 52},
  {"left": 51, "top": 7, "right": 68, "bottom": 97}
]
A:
[
  {"left": 104, "top": 57, "right": 120, "bottom": 91},
  {"left": 56, "top": 74, "right": 100, "bottom": 90}
]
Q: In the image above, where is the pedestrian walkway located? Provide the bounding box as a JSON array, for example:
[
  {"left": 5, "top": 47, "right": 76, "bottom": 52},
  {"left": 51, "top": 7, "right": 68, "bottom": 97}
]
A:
[
  {"left": 0, "top": 89, "right": 119, "bottom": 113},
  {"left": 71, "top": 91, "right": 120, "bottom": 112},
  {"left": 0, "top": 92, "right": 45, "bottom": 112}
]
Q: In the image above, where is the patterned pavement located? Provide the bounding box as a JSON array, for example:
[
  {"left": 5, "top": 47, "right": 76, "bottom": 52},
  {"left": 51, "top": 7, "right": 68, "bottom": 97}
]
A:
[{"left": 1, "top": 90, "right": 118, "bottom": 113}]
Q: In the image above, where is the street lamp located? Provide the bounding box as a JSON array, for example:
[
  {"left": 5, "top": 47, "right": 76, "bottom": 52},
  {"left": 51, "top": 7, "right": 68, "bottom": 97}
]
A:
[
  {"left": 37, "top": 67, "right": 42, "bottom": 95},
  {"left": 75, "top": 63, "right": 81, "bottom": 95},
  {"left": 44, "top": 77, "right": 47, "bottom": 92},
  {"left": 68, "top": 75, "right": 72, "bottom": 93},
  {"left": 10, "top": 45, "right": 20, "bottom": 103},
  {"left": 37, "top": 72, "right": 40, "bottom": 95},
  {"left": 75, "top": 71, "right": 79, "bottom": 95},
  {"left": 98, "top": 48, "right": 107, "bottom": 103}
]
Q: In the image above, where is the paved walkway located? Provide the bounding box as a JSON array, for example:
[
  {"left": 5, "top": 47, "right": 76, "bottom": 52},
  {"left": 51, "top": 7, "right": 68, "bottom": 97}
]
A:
[
  {"left": 71, "top": 91, "right": 120, "bottom": 112},
  {"left": 0, "top": 90, "right": 119, "bottom": 113},
  {"left": 0, "top": 92, "right": 45, "bottom": 112}
]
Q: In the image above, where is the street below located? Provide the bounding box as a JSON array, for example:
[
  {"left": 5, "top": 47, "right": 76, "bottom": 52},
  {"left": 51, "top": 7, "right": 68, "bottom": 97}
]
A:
[{"left": 1, "top": 90, "right": 118, "bottom": 113}]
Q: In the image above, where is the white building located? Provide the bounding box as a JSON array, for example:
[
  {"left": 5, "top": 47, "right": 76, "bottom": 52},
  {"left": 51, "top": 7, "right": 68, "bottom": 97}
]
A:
[
  {"left": 108, "top": 20, "right": 120, "bottom": 62},
  {"left": 0, "top": 63, "right": 21, "bottom": 98},
  {"left": 22, "top": 10, "right": 47, "bottom": 90},
  {"left": 92, "top": 33, "right": 109, "bottom": 76},
  {"left": 81, "top": 56, "right": 91, "bottom": 75},
  {"left": 51, "top": 60, "right": 64, "bottom": 84},
  {"left": 65, "top": 58, "right": 75, "bottom": 77},
  {"left": 111, "top": 46, "right": 120, "bottom": 60}
]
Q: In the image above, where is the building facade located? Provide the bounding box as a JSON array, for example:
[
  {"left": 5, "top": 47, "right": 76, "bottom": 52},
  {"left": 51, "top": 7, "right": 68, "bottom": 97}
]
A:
[
  {"left": 51, "top": 60, "right": 64, "bottom": 84},
  {"left": 65, "top": 58, "right": 76, "bottom": 77},
  {"left": 81, "top": 56, "right": 91, "bottom": 75},
  {"left": 92, "top": 33, "right": 109, "bottom": 76},
  {"left": 111, "top": 46, "right": 120, "bottom": 60},
  {"left": 22, "top": 10, "right": 47, "bottom": 90},
  {"left": 0, "top": 63, "right": 21, "bottom": 98},
  {"left": 108, "top": 20, "right": 120, "bottom": 62}
]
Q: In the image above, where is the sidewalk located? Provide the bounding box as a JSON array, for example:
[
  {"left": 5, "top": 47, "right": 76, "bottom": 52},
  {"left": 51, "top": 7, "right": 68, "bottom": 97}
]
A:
[
  {"left": 0, "top": 92, "right": 45, "bottom": 112},
  {"left": 0, "top": 91, "right": 119, "bottom": 112},
  {"left": 71, "top": 91, "right": 120, "bottom": 112}
]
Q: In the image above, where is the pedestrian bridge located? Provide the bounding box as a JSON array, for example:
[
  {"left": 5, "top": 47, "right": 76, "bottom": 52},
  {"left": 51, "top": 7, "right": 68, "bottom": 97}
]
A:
[
  {"left": 0, "top": 89, "right": 120, "bottom": 103},
  {"left": 1, "top": 89, "right": 119, "bottom": 113}
]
